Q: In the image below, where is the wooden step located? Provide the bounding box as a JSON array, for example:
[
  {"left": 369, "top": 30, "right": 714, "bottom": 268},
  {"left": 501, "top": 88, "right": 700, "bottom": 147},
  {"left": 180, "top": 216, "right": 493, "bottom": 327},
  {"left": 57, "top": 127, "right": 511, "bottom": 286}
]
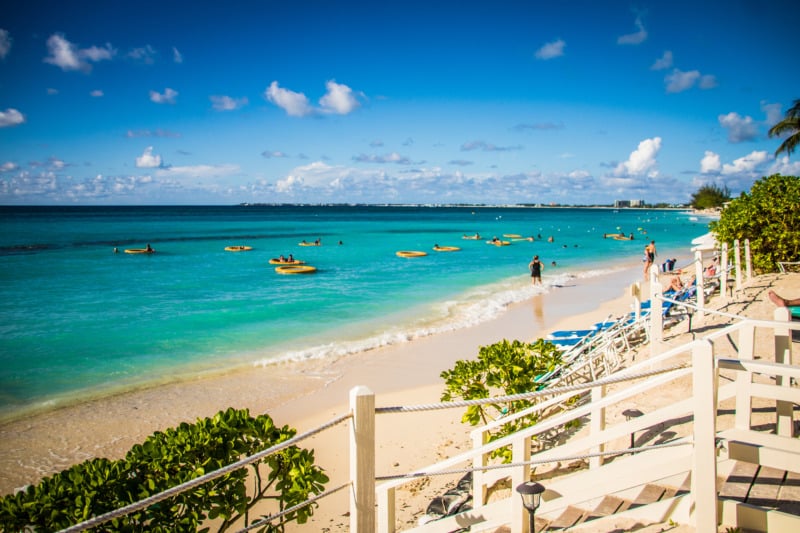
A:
[
  {"left": 546, "top": 505, "right": 586, "bottom": 530},
  {"left": 584, "top": 494, "right": 626, "bottom": 520},
  {"left": 777, "top": 470, "right": 800, "bottom": 515},
  {"left": 632, "top": 484, "right": 667, "bottom": 506},
  {"left": 719, "top": 460, "right": 758, "bottom": 503}
]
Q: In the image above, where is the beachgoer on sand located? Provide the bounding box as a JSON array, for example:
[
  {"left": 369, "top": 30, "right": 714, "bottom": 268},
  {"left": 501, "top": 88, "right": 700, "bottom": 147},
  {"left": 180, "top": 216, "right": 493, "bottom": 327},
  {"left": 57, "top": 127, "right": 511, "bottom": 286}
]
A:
[
  {"left": 528, "top": 255, "right": 543, "bottom": 285},
  {"left": 768, "top": 291, "right": 800, "bottom": 307},
  {"left": 643, "top": 240, "right": 656, "bottom": 280}
]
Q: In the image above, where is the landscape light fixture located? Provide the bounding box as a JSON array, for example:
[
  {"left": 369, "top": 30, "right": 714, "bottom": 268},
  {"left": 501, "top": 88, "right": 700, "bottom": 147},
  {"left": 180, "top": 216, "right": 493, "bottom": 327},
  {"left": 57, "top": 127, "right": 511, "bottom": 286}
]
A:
[
  {"left": 516, "top": 481, "right": 545, "bottom": 533},
  {"left": 622, "top": 408, "right": 644, "bottom": 453}
]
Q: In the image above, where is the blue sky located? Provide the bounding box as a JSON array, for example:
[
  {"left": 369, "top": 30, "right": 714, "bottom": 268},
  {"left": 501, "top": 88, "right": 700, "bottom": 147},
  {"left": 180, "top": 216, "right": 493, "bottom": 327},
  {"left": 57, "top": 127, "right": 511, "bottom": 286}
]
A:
[{"left": 1, "top": 0, "right": 798, "bottom": 205}]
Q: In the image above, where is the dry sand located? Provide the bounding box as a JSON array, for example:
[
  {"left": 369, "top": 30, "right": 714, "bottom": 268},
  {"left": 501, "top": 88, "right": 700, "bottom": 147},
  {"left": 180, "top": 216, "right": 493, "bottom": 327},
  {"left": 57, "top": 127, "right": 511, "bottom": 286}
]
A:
[{"left": 1, "top": 262, "right": 797, "bottom": 532}]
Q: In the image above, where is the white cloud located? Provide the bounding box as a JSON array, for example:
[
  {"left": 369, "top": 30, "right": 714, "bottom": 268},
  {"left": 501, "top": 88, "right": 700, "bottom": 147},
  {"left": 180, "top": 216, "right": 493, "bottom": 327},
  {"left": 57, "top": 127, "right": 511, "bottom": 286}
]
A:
[
  {"left": 535, "top": 39, "right": 565, "bottom": 60},
  {"left": 698, "top": 75, "right": 717, "bottom": 89},
  {"left": 0, "top": 108, "right": 25, "bottom": 127},
  {"left": 718, "top": 112, "right": 758, "bottom": 143},
  {"left": 721, "top": 151, "right": 769, "bottom": 175},
  {"left": 43, "top": 34, "right": 115, "bottom": 72},
  {"left": 353, "top": 152, "right": 411, "bottom": 164},
  {"left": 128, "top": 45, "right": 157, "bottom": 64},
  {"left": 319, "top": 80, "right": 360, "bottom": 114},
  {"left": 0, "top": 29, "right": 11, "bottom": 59},
  {"left": 135, "top": 146, "right": 162, "bottom": 168},
  {"left": 651, "top": 51, "right": 672, "bottom": 70},
  {"left": 617, "top": 15, "right": 647, "bottom": 45},
  {"left": 150, "top": 88, "right": 178, "bottom": 104},
  {"left": 1, "top": 161, "right": 18, "bottom": 172},
  {"left": 700, "top": 151, "right": 721, "bottom": 174},
  {"left": 90, "top": 89, "right": 104, "bottom": 97},
  {"left": 155, "top": 164, "right": 240, "bottom": 180},
  {"left": 769, "top": 155, "right": 800, "bottom": 176},
  {"left": 210, "top": 95, "right": 248, "bottom": 111},
  {"left": 665, "top": 69, "right": 700, "bottom": 93},
  {"left": 261, "top": 150, "right": 288, "bottom": 158},
  {"left": 460, "top": 140, "right": 523, "bottom": 152},
  {"left": 265, "top": 81, "right": 313, "bottom": 117},
  {"left": 173, "top": 47, "right": 183, "bottom": 63},
  {"left": 614, "top": 137, "right": 661, "bottom": 177},
  {"left": 761, "top": 101, "right": 783, "bottom": 126}
]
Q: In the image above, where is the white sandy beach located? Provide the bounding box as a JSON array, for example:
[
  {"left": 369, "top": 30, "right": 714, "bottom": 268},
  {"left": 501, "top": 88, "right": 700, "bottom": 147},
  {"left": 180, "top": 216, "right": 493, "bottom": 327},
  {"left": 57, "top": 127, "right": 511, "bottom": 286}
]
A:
[{"left": 1, "top": 256, "right": 797, "bottom": 531}]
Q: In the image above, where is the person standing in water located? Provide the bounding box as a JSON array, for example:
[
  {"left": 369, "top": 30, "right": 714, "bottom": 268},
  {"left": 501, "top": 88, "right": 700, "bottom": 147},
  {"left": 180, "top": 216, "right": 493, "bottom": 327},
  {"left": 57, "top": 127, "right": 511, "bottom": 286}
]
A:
[
  {"left": 643, "top": 240, "right": 656, "bottom": 280},
  {"left": 528, "top": 255, "right": 543, "bottom": 285}
]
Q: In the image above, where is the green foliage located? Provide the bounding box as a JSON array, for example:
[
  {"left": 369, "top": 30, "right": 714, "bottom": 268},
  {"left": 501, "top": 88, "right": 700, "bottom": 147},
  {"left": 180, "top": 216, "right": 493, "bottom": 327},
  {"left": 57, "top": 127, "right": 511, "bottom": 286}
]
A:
[
  {"left": 440, "top": 339, "right": 562, "bottom": 461},
  {"left": 690, "top": 184, "right": 730, "bottom": 210},
  {"left": 709, "top": 174, "right": 800, "bottom": 273},
  {"left": 768, "top": 98, "right": 800, "bottom": 157},
  {"left": 0, "top": 408, "right": 328, "bottom": 532}
]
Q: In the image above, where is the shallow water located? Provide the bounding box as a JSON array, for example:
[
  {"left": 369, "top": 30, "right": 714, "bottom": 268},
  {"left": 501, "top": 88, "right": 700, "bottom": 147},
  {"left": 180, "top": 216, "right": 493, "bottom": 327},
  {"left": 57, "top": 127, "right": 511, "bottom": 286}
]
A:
[{"left": 0, "top": 205, "right": 710, "bottom": 417}]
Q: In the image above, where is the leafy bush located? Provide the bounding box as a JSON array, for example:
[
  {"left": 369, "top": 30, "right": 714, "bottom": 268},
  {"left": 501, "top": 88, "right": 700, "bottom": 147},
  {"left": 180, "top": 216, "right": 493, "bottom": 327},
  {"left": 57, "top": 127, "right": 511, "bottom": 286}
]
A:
[
  {"left": 709, "top": 174, "right": 800, "bottom": 273},
  {"left": 0, "top": 408, "right": 328, "bottom": 532},
  {"left": 690, "top": 184, "right": 730, "bottom": 210},
  {"left": 440, "top": 339, "right": 562, "bottom": 461}
]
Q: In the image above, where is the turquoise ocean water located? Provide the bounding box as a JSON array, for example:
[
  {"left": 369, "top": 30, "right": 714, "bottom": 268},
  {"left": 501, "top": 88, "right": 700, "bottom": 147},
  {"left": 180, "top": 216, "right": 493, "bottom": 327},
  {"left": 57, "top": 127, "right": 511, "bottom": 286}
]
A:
[{"left": 0, "top": 205, "right": 710, "bottom": 419}]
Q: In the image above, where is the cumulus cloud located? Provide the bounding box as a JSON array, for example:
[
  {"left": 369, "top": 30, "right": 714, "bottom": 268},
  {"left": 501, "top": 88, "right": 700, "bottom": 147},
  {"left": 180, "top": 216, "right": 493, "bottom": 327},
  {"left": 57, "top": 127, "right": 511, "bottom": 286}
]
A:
[
  {"left": 1, "top": 161, "right": 18, "bottom": 172},
  {"left": 0, "top": 29, "right": 11, "bottom": 59},
  {"left": 135, "top": 146, "right": 162, "bottom": 168},
  {"left": 155, "top": 164, "right": 240, "bottom": 180},
  {"left": 665, "top": 68, "right": 716, "bottom": 93},
  {"left": 535, "top": 39, "right": 565, "bottom": 60},
  {"left": 353, "top": 152, "right": 412, "bottom": 164},
  {"left": 128, "top": 45, "right": 157, "bottom": 64},
  {"left": 461, "top": 140, "right": 522, "bottom": 152},
  {"left": 651, "top": 51, "right": 672, "bottom": 70},
  {"left": 265, "top": 80, "right": 362, "bottom": 117},
  {"left": 0, "top": 108, "right": 25, "bottom": 127},
  {"left": 614, "top": 137, "right": 661, "bottom": 178},
  {"left": 700, "top": 151, "right": 721, "bottom": 174},
  {"left": 265, "top": 81, "right": 313, "bottom": 117},
  {"left": 718, "top": 112, "right": 758, "bottom": 143},
  {"left": 617, "top": 15, "right": 648, "bottom": 45},
  {"left": 210, "top": 95, "right": 248, "bottom": 111},
  {"left": 721, "top": 150, "right": 769, "bottom": 175},
  {"left": 126, "top": 129, "right": 181, "bottom": 138},
  {"left": 261, "top": 150, "right": 288, "bottom": 159},
  {"left": 319, "top": 80, "right": 360, "bottom": 114},
  {"left": 44, "top": 34, "right": 115, "bottom": 72},
  {"left": 761, "top": 100, "right": 783, "bottom": 126},
  {"left": 150, "top": 88, "right": 178, "bottom": 104}
]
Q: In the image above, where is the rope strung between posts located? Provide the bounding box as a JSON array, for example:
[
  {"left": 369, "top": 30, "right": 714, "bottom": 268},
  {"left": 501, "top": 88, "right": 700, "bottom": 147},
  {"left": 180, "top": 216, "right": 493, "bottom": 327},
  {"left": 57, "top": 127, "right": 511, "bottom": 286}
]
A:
[
  {"left": 375, "top": 439, "right": 692, "bottom": 481},
  {"left": 235, "top": 482, "right": 350, "bottom": 533},
  {"left": 657, "top": 293, "right": 751, "bottom": 321},
  {"left": 376, "top": 363, "right": 685, "bottom": 415},
  {"left": 57, "top": 413, "right": 352, "bottom": 533}
]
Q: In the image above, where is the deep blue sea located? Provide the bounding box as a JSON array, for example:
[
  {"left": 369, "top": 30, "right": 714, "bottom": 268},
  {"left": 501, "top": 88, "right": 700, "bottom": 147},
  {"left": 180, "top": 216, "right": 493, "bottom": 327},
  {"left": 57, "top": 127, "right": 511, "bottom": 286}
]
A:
[{"left": 0, "top": 205, "right": 711, "bottom": 419}]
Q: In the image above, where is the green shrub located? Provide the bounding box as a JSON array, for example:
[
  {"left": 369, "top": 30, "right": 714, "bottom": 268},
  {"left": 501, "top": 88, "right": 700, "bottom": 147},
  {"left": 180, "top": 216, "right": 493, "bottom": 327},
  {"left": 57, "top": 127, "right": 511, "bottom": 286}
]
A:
[
  {"left": 0, "top": 408, "right": 328, "bottom": 532},
  {"left": 440, "top": 339, "right": 562, "bottom": 461},
  {"left": 709, "top": 174, "right": 800, "bottom": 273}
]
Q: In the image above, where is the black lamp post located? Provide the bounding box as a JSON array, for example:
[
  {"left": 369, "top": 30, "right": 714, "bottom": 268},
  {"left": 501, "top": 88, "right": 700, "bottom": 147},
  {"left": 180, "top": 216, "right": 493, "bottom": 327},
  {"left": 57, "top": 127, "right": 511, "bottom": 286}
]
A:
[
  {"left": 622, "top": 408, "right": 644, "bottom": 453},
  {"left": 516, "top": 481, "right": 545, "bottom": 533}
]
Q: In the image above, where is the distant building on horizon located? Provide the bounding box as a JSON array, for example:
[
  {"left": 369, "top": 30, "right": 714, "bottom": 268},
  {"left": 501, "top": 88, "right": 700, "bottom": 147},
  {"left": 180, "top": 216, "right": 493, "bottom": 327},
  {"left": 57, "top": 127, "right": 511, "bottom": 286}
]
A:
[{"left": 614, "top": 199, "right": 645, "bottom": 208}]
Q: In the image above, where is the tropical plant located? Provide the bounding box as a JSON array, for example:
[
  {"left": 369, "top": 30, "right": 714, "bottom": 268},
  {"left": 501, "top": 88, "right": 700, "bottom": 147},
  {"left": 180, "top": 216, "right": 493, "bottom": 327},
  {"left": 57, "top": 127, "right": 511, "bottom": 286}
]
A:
[
  {"left": 440, "top": 339, "right": 563, "bottom": 461},
  {"left": 709, "top": 174, "right": 800, "bottom": 273},
  {"left": 768, "top": 98, "right": 800, "bottom": 157},
  {"left": 690, "top": 184, "right": 730, "bottom": 210},
  {"left": 0, "top": 408, "right": 328, "bottom": 532}
]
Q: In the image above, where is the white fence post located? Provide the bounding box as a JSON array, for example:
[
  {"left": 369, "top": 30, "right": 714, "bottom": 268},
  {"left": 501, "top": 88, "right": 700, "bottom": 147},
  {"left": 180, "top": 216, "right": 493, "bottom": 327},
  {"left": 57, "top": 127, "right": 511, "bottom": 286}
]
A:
[
  {"left": 511, "top": 434, "right": 532, "bottom": 532},
  {"left": 650, "top": 267, "right": 662, "bottom": 349},
  {"left": 735, "top": 324, "right": 755, "bottom": 431},
  {"left": 774, "top": 308, "right": 794, "bottom": 437},
  {"left": 720, "top": 243, "right": 729, "bottom": 301},
  {"left": 744, "top": 239, "right": 752, "bottom": 281},
  {"left": 691, "top": 339, "right": 718, "bottom": 531},
  {"left": 589, "top": 384, "right": 606, "bottom": 469},
  {"left": 734, "top": 239, "right": 742, "bottom": 293},
  {"left": 350, "top": 386, "right": 376, "bottom": 533},
  {"left": 695, "top": 250, "right": 705, "bottom": 318}
]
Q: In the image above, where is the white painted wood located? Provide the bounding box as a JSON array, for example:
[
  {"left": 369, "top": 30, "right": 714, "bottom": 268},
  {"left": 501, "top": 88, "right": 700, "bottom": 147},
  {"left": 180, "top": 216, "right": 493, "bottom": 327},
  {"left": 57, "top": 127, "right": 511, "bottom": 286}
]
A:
[{"left": 350, "top": 386, "right": 376, "bottom": 533}]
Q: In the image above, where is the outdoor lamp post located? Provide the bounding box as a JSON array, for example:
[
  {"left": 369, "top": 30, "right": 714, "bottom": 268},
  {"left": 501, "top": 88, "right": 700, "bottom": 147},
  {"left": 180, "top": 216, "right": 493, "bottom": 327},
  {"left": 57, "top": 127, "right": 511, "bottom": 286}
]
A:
[
  {"left": 516, "top": 481, "right": 545, "bottom": 533},
  {"left": 622, "top": 408, "right": 644, "bottom": 453}
]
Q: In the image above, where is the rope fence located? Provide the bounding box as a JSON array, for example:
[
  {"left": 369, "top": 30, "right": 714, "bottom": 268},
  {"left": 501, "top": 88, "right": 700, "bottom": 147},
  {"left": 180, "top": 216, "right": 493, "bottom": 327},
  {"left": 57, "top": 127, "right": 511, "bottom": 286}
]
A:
[
  {"left": 376, "top": 363, "right": 686, "bottom": 415},
  {"left": 58, "top": 413, "right": 352, "bottom": 533}
]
